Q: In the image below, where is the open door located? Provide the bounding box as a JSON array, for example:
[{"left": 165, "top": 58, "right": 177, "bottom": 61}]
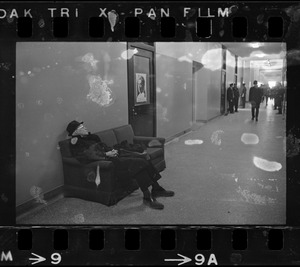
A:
[{"left": 127, "top": 43, "right": 156, "bottom": 137}]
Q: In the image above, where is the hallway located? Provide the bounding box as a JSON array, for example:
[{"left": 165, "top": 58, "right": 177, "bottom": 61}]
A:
[
  {"left": 163, "top": 99, "right": 286, "bottom": 225},
  {"left": 17, "top": 100, "right": 286, "bottom": 225}
]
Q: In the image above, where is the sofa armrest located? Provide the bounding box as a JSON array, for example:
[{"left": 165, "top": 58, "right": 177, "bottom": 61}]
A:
[
  {"left": 62, "top": 157, "right": 114, "bottom": 170},
  {"left": 133, "top": 136, "right": 165, "bottom": 148}
]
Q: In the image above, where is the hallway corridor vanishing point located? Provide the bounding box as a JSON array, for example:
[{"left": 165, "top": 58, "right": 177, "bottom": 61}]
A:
[{"left": 17, "top": 100, "right": 286, "bottom": 225}]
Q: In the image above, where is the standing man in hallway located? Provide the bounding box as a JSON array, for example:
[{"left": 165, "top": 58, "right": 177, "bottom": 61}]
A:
[
  {"left": 233, "top": 83, "right": 240, "bottom": 112},
  {"left": 249, "top": 80, "right": 264, "bottom": 121},
  {"left": 227, "top": 83, "right": 234, "bottom": 114},
  {"left": 240, "top": 82, "right": 247, "bottom": 108}
]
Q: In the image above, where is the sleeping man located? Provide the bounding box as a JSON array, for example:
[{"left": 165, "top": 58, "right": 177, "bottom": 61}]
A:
[{"left": 66, "top": 120, "right": 174, "bottom": 210}]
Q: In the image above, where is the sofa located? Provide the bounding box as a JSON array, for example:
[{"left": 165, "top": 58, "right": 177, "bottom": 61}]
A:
[{"left": 58, "top": 124, "right": 166, "bottom": 206}]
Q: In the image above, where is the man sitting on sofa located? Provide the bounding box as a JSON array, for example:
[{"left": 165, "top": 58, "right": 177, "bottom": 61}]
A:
[{"left": 66, "top": 120, "right": 174, "bottom": 210}]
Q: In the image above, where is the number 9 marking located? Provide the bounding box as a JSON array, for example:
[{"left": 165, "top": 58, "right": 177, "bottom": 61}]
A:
[{"left": 51, "top": 253, "right": 61, "bottom": 265}]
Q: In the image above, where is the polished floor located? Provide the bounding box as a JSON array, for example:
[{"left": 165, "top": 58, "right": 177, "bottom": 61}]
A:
[{"left": 17, "top": 100, "right": 286, "bottom": 225}]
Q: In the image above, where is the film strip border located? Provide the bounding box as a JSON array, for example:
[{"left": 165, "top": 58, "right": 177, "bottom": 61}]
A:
[
  {"left": 0, "top": 2, "right": 292, "bottom": 41},
  {"left": 1, "top": 227, "right": 300, "bottom": 265}
]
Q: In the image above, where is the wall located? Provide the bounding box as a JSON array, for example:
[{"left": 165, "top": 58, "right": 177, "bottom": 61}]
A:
[
  {"left": 226, "top": 50, "right": 236, "bottom": 87},
  {"left": 156, "top": 43, "right": 222, "bottom": 138},
  {"left": 16, "top": 42, "right": 128, "bottom": 206},
  {"left": 155, "top": 53, "right": 193, "bottom": 139}
]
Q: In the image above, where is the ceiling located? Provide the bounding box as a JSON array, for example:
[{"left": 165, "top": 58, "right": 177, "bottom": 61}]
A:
[{"left": 222, "top": 42, "right": 286, "bottom": 60}]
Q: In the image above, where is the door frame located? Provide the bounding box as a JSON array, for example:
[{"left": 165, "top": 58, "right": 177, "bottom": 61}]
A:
[{"left": 127, "top": 42, "right": 157, "bottom": 136}]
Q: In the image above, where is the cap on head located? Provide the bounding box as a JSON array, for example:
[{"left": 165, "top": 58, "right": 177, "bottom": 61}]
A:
[
  {"left": 254, "top": 80, "right": 258, "bottom": 85},
  {"left": 66, "top": 120, "right": 83, "bottom": 136}
]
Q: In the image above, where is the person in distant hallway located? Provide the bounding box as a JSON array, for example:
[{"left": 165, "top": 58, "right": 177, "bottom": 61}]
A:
[
  {"left": 249, "top": 80, "right": 264, "bottom": 121},
  {"left": 233, "top": 83, "right": 240, "bottom": 112},
  {"left": 240, "top": 83, "right": 247, "bottom": 108},
  {"left": 265, "top": 84, "right": 271, "bottom": 106},
  {"left": 66, "top": 120, "right": 174, "bottom": 210},
  {"left": 227, "top": 83, "right": 234, "bottom": 114},
  {"left": 274, "top": 82, "right": 284, "bottom": 114}
]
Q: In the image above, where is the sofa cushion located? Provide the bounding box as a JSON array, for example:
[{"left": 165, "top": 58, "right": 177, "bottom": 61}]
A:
[
  {"left": 95, "top": 129, "right": 118, "bottom": 148},
  {"left": 146, "top": 147, "right": 164, "bottom": 160},
  {"left": 113, "top": 125, "right": 134, "bottom": 144}
]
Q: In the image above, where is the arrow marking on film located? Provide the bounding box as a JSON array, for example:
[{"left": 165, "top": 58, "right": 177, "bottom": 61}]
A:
[
  {"left": 29, "top": 253, "right": 46, "bottom": 265},
  {"left": 164, "top": 254, "right": 192, "bottom": 266}
]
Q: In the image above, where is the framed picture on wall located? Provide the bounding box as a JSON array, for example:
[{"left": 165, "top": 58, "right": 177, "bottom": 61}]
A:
[{"left": 135, "top": 73, "right": 149, "bottom": 106}]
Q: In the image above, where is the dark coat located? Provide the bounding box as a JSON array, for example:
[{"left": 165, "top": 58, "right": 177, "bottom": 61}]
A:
[
  {"left": 233, "top": 87, "right": 240, "bottom": 98},
  {"left": 69, "top": 134, "right": 111, "bottom": 164},
  {"left": 249, "top": 86, "right": 263, "bottom": 104},
  {"left": 227, "top": 87, "right": 234, "bottom": 101}
]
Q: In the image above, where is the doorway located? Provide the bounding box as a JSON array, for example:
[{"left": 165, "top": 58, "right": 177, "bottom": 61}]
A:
[{"left": 127, "top": 43, "right": 156, "bottom": 137}]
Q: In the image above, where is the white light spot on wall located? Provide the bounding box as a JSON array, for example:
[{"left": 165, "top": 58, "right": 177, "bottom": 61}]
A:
[
  {"left": 17, "top": 103, "right": 24, "bottom": 109},
  {"left": 36, "top": 99, "right": 43, "bottom": 106},
  {"left": 47, "top": 65, "right": 50, "bottom": 68},
  {"left": 56, "top": 97, "right": 63, "bottom": 104},
  {"left": 211, "top": 130, "right": 224, "bottom": 145},
  {"left": 253, "top": 156, "right": 282, "bottom": 172},
  {"left": 55, "top": 62, "right": 58, "bottom": 65},
  {"left": 235, "top": 177, "right": 238, "bottom": 183},
  {"left": 156, "top": 87, "right": 162, "bottom": 93},
  {"left": 12, "top": 75, "right": 15, "bottom": 78},
  {"left": 28, "top": 71, "right": 32, "bottom": 75},
  {"left": 80, "top": 53, "right": 99, "bottom": 70},
  {"left": 202, "top": 48, "right": 222, "bottom": 71},
  {"left": 183, "top": 83, "right": 187, "bottom": 90},
  {"left": 241, "top": 133, "right": 259, "bottom": 144},
  {"left": 184, "top": 139, "right": 203, "bottom": 145},
  {"left": 121, "top": 48, "right": 138, "bottom": 60},
  {"left": 87, "top": 74, "right": 114, "bottom": 107}
]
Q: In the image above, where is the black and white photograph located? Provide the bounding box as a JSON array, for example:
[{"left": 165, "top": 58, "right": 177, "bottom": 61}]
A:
[
  {"left": 135, "top": 73, "right": 148, "bottom": 105},
  {"left": 15, "top": 42, "right": 286, "bottom": 225}
]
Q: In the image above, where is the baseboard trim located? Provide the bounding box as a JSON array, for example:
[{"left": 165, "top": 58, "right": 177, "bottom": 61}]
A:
[
  {"left": 16, "top": 185, "right": 64, "bottom": 222},
  {"left": 165, "top": 128, "right": 192, "bottom": 144}
]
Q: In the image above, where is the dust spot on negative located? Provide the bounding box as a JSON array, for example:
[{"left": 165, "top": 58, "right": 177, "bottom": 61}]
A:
[
  {"left": 253, "top": 156, "right": 282, "bottom": 172},
  {"left": 241, "top": 133, "right": 259, "bottom": 144},
  {"left": 121, "top": 48, "right": 138, "bottom": 60},
  {"left": 184, "top": 139, "right": 203, "bottom": 145},
  {"left": 211, "top": 130, "right": 224, "bottom": 145}
]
